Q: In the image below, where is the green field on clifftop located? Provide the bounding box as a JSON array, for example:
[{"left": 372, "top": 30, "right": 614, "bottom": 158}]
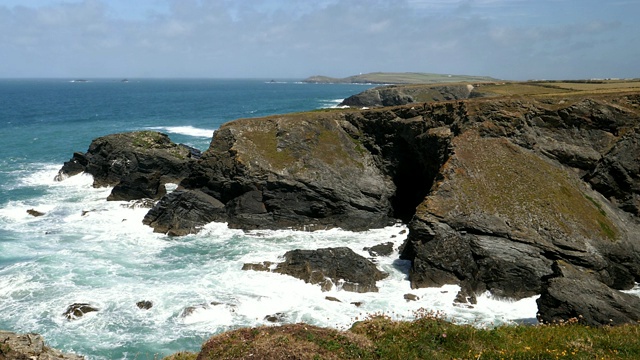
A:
[{"left": 303, "top": 72, "right": 498, "bottom": 84}]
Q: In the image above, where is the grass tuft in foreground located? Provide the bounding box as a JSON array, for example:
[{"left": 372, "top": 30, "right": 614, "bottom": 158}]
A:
[{"left": 170, "top": 309, "right": 640, "bottom": 359}]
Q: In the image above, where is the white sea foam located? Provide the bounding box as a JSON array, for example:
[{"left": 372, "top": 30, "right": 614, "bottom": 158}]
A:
[
  {"left": 319, "top": 98, "right": 346, "bottom": 108},
  {"left": 147, "top": 126, "right": 215, "bottom": 138},
  {"left": 0, "top": 164, "right": 539, "bottom": 359}
]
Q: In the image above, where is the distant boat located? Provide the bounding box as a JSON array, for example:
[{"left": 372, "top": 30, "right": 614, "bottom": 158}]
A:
[
  {"left": 121, "top": 79, "right": 129, "bottom": 83},
  {"left": 69, "top": 79, "right": 88, "bottom": 83}
]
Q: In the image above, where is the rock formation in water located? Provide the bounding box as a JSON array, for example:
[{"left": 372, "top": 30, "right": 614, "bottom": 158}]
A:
[
  {"left": 55, "top": 131, "right": 200, "bottom": 201},
  {"left": 143, "top": 112, "right": 397, "bottom": 234},
  {"left": 57, "top": 89, "right": 640, "bottom": 325},
  {"left": 243, "top": 247, "right": 388, "bottom": 293}
]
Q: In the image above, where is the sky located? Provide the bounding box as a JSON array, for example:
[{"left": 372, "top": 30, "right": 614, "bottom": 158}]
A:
[{"left": 1, "top": 0, "right": 638, "bottom": 80}]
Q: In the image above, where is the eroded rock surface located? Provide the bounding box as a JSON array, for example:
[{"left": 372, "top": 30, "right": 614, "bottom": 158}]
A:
[
  {"left": 339, "top": 84, "right": 478, "bottom": 107},
  {"left": 0, "top": 330, "right": 84, "bottom": 360},
  {"left": 63, "top": 303, "right": 98, "bottom": 320},
  {"left": 57, "top": 90, "right": 640, "bottom": 325},
  {"left": 244, "top": 247, "right": 388, "bottom": 293},
  {"left": 55, "top": 131, "right": 199, "bottom": 201},
  {"left": 148, "top": 113, "right": 397, "bottom": 234},
  {"left": 537, "top": 261, "right": 640, "bottom": 326}
]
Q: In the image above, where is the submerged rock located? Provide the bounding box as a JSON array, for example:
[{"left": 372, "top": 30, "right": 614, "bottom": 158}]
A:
[
  {"left": 136, "top": 300, "right": 153, "bottom": 310},
  {"left": 63, "top": 303, "right": 98, "bottom": 320},
  {"left": 26, "top": 209, "right": 45, "bottom": 217},
  {"left": 264, "top": 312, "right": 287, "bottom": 323}
]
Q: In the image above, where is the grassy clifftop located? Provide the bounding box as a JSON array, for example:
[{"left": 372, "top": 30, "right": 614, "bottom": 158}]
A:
[{"left": 165, "top": 312, "right": 640, "bottom": 359}]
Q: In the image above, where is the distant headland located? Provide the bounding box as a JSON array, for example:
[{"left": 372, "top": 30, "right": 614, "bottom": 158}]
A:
[{"left": 302, "top": 72, "right": 498, "bottom": 84}]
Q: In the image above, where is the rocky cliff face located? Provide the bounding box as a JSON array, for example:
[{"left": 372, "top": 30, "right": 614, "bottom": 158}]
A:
[
  {"left": 339, "top": 83, "right": 478, "bottom": 107},
  {"left": 143, "top": 112, "right": 397, "bottom": 234},
  {"left": 58, "top": 91, "right": 640, "bottom": 324}
]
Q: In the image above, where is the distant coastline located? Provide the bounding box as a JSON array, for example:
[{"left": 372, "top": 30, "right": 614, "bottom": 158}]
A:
[{"left": 302, "top": 71, "right": 498, "bottom": 85}]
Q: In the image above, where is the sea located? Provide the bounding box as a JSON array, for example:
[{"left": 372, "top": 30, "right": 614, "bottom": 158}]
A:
[{"left": 0, "top": 79, "right": 538, "bottom": 359}]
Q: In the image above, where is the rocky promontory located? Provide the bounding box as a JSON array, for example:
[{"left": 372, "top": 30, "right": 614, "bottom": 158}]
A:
[
  {"left": 55, "top": 131, "right": 200, "bottom": 201},
  {"left": 57, "top": 82, "right": 640, "bottom": 325},
  {"left": 338, "top": 83, "right": 479, "bottom": 107}
]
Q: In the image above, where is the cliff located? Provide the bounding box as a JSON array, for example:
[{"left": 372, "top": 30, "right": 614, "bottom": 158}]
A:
[
  {"left": 338, "top": 83, "right": 479, "bottom": 107},
  {"left": 58, "top": 84, "right": 640, "bottom": 324}
]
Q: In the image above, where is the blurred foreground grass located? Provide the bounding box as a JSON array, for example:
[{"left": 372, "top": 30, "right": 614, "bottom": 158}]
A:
[{"left": 164, "top": 309, "right": 640, "bottom": 359}]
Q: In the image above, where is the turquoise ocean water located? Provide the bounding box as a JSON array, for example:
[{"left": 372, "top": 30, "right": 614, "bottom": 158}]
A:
[{"left": 0, "top": 79, "right": 538, "bottom": 359}]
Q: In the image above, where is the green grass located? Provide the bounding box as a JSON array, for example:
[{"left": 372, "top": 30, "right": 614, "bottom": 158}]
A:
[
  {"left": 166, "top": 311, "right": 640, "bottom": 359},
  {"left": 420, "top": 131, "right": 618, "bottom": 241},
  {"left": 304, "top": 72, "right": 497, "bottom": 84}
]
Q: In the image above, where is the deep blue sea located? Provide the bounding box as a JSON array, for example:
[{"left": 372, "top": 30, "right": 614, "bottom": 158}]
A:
[{"left": 0, "top": 79, "right": 538, "bottom": 359}]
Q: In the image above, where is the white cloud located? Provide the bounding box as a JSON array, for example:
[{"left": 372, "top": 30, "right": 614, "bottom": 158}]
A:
[{"left": 0, "top": 0, "right": 638, "bottom": 79}]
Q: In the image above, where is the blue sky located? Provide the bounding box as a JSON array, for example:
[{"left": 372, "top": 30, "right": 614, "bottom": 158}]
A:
[{"left": 1, "top": 0, "right": 638, "bottom": 79}]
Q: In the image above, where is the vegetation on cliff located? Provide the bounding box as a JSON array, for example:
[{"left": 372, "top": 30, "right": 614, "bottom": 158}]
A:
[{"left": 163, "top": 311, "right": 640, "bottom": 360}]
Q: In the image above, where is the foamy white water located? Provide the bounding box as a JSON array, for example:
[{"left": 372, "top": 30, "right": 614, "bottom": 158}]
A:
[
  {"left": 147, "top": 125, "right": 216, "bottom": 138},
  {"left": 0, "top": 164, "right": 538, "bottom": 359}
]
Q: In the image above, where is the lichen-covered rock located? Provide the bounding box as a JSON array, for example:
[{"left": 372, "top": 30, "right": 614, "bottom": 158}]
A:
[
  {"left": 401, "top": 129, "right": 640, "bottom": 299},
  {"left": 537, "top": 261, "right": 640, "bottom": 326},
  {"left": 148, "top": 113, "right": 396, "bottom": 234},
  {"left": 339, "top": 84, "right": 476, "bottom": 107},
  {"left": 587, "top": 128, "right": 640, "bottom": 215},
  {"left": 55, "top": 131, "right": 199, "bottom": 201},
  {"left": 0, "top": 330, "right": 84, "bottom": 359}
]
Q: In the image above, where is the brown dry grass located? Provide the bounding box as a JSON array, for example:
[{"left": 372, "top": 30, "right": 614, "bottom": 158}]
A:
[{"left": 196, "top": 323, "right": 373, "bottom": 360}]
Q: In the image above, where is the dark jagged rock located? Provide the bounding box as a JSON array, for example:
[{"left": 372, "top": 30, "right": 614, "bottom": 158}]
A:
[
  {"left": 26, "top": 209, "right": 45, "bottom": 217},
  {"left": 180, "top": 302, "right": 235, "bottom": 318},
  {"left": 400, "top": 126, "right": 640, "bottom": 300},
  {"left": 63, "top": 303, "right": 98, "bottom": 320},
  {"left": 404, "top": 293, "right": 419, "bottom": 302},
  {"left": 55, "top": 131, "right": 198, "bottom": 201},
  {"left": 142, "top": 189, "right": 226, "bottom": 236},
  {"left": 340, "top": 86, "right": 415, "bottom": 107},
  {"left": 587, "top": 128, "right": 640, "bottom": 215},
  {"left": 537, "top": 261, "right": 640, "bottom": 326},
  {"left": 244, "top": 247, "right": 388, "bottom": 293},
  {"left": 56, "top": 88, "right": 640, "bottom": 325},
  {"left": 264, "top": 312, "right": 287, "bottom": 323},
  {"left": 136, "top": 300, "right": 153, "bottom": 310},
  {"left": 0, "top": 330, "right": 84, "bottom": 360},
  {"left": 123, "top": 198, "right": 156, "bottom": 209},
  {"left": 147, "top": 113, "right": 396, "bottom": 234},
  {"left": 339, "top": 84, "right": 477, "bottom": 108},
  {"left": 364, "top": 242, "right": 394, "bottom": 257},
  {"left": 241, "top": 261, "right": 273, "bottom": 272}
]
